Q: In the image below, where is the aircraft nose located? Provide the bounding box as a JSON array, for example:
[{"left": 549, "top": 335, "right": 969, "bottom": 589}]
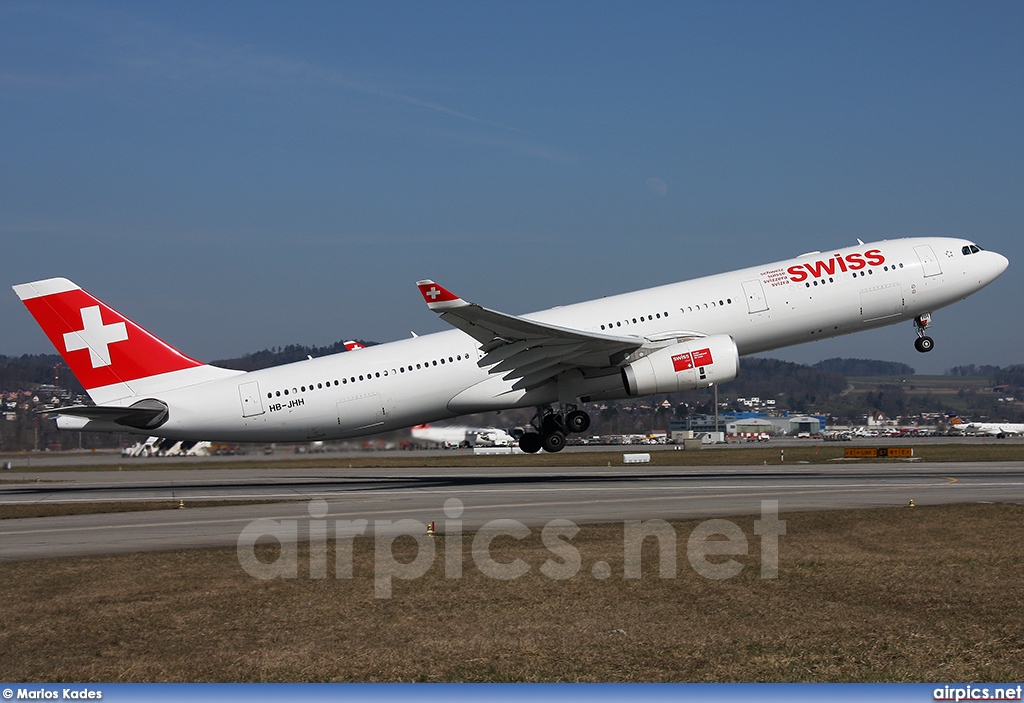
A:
[
  {"left": 982, "top": 250, "right": 1009, "bottom": 285},
  {"left": 993, "top": 251, "right": 1009, "bottom": 276}
]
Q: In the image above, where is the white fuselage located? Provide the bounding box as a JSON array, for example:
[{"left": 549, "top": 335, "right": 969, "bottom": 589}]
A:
[
  {"left": 962, "top": 422, "right": 1024, "bottom": 437},
  {"left": 91, "top": 237, "right": 1004, "bottom": 442}
]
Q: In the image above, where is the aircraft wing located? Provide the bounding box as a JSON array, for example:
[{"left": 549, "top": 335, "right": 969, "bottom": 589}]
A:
[{"left": 416, "top": 280, "right": 644, "bottom": 391}]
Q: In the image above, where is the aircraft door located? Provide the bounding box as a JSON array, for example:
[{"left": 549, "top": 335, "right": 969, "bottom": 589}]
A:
[
  {"left": 741, "top": 279, "right": 769, "bottom": 314},
  {"left": 914, "top": 245, "right": 942, "bottom": 277},
  {"left": 238, "top": 381, "right": 265, "bottom": 418}
]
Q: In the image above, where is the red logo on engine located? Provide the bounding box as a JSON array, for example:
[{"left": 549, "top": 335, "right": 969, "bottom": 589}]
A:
[
  {"left": 692, "top": 348, "right": 713, "bottom": 367},
  {"left": 673, "top": 348, "right": 713, "bottom": 372},
  {"left": 672, "top": 353, "right": 693, "bottom": 371}
]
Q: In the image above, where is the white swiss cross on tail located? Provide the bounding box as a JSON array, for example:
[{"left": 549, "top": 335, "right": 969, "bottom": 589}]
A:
[
  {"left": 12, "top": 277, "right": 209, "bottom": 400},
  {"left": 63, "top": 305, "right": 129, "bottom": 368}
]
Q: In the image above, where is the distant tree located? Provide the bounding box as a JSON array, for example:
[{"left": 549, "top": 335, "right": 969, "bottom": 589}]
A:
[
  {"left": 813, "top": 358, "right": 915, "bottom": 377},
  {"left": 212, "top": 340, "right": 377, "bottom": 371},
  {"left": 0, "top": 354, "right": 84, "bottom": 393}
]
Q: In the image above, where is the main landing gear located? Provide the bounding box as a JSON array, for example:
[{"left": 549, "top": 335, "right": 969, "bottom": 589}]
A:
[
  {"left": 517, "top": 406, "right": 591, "bottom": 453},
  {"left": 914, "top": 313, "right": 934, "bottom": 353}
]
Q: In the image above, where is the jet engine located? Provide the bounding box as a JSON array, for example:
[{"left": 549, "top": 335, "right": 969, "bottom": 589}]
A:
[{"left": 621, "top": 335, "right": 739, "bottom": 397}]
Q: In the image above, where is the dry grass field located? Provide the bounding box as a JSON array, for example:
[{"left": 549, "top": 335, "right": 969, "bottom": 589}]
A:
[{"left": 1, "top": 502, "right": 1022, "bottom": 682}]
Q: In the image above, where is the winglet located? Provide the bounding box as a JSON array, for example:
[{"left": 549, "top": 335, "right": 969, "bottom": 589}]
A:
[{"left": 416, "top": 280, "right": 465, "bottom": 311}]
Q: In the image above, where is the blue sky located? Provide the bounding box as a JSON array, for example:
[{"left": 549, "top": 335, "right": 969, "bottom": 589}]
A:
[{"left": 2, "top": 0, "right": 1022, "bottom": 374}]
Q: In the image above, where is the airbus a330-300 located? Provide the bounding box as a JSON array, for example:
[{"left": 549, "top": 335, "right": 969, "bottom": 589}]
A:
[{"left": 13, "top": 237, "right": 1008, "bottom": 453}]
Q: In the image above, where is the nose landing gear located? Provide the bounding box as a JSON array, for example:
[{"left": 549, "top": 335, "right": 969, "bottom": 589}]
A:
[{"left": 914, "top": 313, "right": 934, "bottom": 353}]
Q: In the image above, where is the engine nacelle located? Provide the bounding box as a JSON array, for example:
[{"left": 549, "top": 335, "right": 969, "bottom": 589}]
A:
[{"left": 621, "top": 335, "right": 739, "bottom": 397}]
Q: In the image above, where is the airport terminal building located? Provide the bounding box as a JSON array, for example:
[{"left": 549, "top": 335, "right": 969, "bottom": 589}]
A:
[{"left": 671, "top": 413, "right": 825, "bottom": 439}]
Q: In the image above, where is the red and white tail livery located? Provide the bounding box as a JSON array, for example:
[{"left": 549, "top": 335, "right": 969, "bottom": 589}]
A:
[
  {"left": 13, "top": 278, "right": 241, "bottom": 429},
  {"left": 12, "top": 237, "right": 1009, "bottom": 452}
]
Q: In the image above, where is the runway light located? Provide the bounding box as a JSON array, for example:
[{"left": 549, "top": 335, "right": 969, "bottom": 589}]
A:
[
  {"left": 908, "top": 499, "right": 915, "bottom": 508},
  {"left": 427, "top": 521, "right": 435, "bottom": 536},
  {"left": 178, "top": 499, "right": 186, "bottom": 509}
]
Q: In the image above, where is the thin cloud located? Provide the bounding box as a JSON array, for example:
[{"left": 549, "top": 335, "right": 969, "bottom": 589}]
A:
[{"left": 4, "top": 4, "right": 572, "bottom": 161}]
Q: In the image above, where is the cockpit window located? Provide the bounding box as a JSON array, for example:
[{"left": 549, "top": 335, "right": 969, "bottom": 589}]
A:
[{"left": 962, "top": 244, "right": 982, "bottom": 255}]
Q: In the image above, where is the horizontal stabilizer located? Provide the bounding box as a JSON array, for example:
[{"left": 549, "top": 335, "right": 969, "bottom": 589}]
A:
[{"left": 41, "top": 399, "right": 169, "bottom": 430}]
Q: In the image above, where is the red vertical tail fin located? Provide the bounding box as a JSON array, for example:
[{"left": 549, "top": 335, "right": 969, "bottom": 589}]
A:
[{"left": 13, "top": 278, "right": 237, "bottom": 404}]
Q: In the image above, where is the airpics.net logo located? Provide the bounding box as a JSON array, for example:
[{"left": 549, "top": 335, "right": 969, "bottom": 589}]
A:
[
  {"left": 236, "top": 499, "right": 786, "bottom": 598},
  {"left": 933, "top": 684, "right": 1023, "bottom": 701}
]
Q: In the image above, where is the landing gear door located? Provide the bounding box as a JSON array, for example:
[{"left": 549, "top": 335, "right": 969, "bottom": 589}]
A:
[
  {"left": 239, "top": 381, "right": 265, "bottom": 418},
  {"left": 742, "top": 279, "right": 769, "bottom": 314},
  {"left": 914, "top": 245, "right": 942, "bottom": 277}
]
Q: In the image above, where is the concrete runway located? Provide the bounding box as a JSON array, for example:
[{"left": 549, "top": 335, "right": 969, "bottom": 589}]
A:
[{"left": 2, "top": 460, "right": 1023, "bottom": 561}]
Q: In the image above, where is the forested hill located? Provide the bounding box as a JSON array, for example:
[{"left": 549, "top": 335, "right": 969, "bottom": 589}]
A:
[
  {"left": 732, "top": 358, "right": 847, "bottom": 409},
  {"left": 948, "top": 364, "right": 1024, "bottom": 387},
  {"left": 0, "top": 353, "right": 84, "bottom": 393},
  {"left": 212, "top": 341, "right": 375, "bottom": 371},
  {"left": 812, "top": 358, "right": 916, "bottom": 377}
]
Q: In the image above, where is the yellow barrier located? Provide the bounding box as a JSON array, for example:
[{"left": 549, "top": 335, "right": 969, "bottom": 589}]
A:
[{"left": 844, "top": 447, "right": 914, "bottom": 458}]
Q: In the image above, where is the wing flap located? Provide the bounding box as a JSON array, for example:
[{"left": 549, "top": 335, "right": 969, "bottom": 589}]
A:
[
  {"left": 417, "top": 279, "right": 644, "bottom": 393},
  {"left": 490, "top": 342, "right": 587, "bottom": 375}
]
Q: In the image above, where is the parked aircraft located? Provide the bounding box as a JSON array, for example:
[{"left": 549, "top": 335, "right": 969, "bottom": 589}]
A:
[
  {"left": 410, "top": 423, "right": 515, "bottom": 448},
  {"left": 949, "top": 415, "right": 1024, "bottom": 438},
  {"left": 13, "top": 237, "right": 1007, "bottom": 452}
]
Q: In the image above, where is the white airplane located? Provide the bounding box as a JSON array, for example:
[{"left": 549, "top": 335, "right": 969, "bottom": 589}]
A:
[
  {"left": 949, "top": 415, "right": 1024, "bottom": 438},
  {"left": 13, "top": 237, "right": 1008, "bottom": 453},
  {"left": 410, "top": 423, "right": 516, "bottom": 448}
]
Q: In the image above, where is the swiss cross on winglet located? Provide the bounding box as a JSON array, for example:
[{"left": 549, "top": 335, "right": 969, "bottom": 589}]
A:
[{"left": 416, "top": 279, "right": 463, "bottom": 310}]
